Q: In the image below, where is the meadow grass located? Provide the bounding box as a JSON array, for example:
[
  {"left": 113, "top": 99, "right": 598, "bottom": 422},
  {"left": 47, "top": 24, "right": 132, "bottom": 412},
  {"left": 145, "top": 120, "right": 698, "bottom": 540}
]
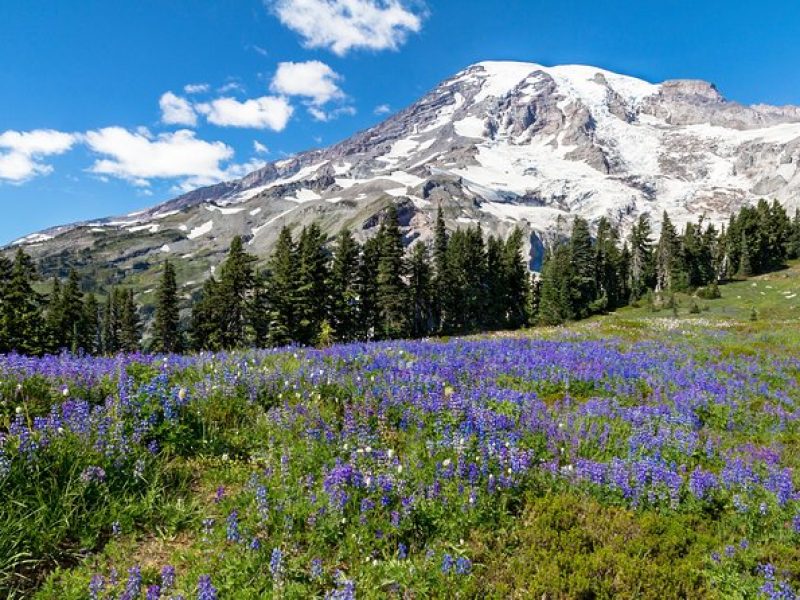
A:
[{"left": 3, "top": 271, "right": 800, "bottom": 598}]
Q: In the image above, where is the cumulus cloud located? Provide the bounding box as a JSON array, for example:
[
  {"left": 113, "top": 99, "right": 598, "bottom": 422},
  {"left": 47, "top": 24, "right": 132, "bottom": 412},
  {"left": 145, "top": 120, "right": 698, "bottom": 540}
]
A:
[
  {"left": 270, "top": 60, "right": 344, "bottom": 105},
  {"left": 183, "top": 83, "right": 210, "bottom": 94},
  {"left": 253, "top": 140, "right": 269, "bottom": 154},
  {"left": 84, "top": 127, "right": 237, "bottom": 187},
  {"left": 0, "top": 129, "right": 77, "bottom": 183},
  {"left": 195, "top": 96, "right": 294, "bottom": 130},
  {"left": 159, "top": 92, "right": 198, "bottom": 126},
  {"left": 374, "top": 103, "right": 392, "bottom": 115},
  {"left": 268, "top": 0, "right": 424, "bottom": 56}
]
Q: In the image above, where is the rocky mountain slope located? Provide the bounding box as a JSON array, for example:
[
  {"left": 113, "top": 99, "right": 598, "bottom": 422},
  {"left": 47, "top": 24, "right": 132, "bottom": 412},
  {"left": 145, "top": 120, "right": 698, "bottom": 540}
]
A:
[{"left": 9, "top": 60, "right": 800, "bottom": 293}]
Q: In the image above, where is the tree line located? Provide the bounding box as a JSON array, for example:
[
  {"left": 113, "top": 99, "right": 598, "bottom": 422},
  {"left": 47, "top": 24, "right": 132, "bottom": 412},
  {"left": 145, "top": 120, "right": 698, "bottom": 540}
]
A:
[
  {"left": 537, "top": 199, "right": 800, "bottom": 324},
  {"left": 187, "top": 205, "right": 531, "bottom": 350},
  {"left": 2, "top": 200, "right": 799, "bottom": 355}
]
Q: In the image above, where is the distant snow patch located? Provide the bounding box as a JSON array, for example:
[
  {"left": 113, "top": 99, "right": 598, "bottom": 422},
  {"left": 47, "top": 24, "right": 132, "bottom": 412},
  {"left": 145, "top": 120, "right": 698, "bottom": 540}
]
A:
[{"left": 187, "top": 220, "right": 213, "bottom": 239}]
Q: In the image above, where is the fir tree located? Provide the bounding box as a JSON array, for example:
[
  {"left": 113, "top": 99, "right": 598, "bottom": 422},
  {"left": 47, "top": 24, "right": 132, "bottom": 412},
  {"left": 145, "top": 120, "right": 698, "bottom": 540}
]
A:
[
  {"left": 82, "top": 293, "right": 101, "bottom": 355},
  {"left": 356, "top": 236, "right": 381, "bottom": 341},
  {"left": 248, "top": 270, "right": 271, "bottom": 347},
  {"left": 1, "top": 249, "right": 44, "bottom": 355},
  {"left": 152, "top": 260, "right": 183, "bottom": 353},
  {"left": 569, "top": 217, "right": 597, "bottom": 318},
  {"left": 501, "top": 227, "right": 530, "bottom": 328},
  {"left": 266, "top": 226, "right": 298, "bottom": 346},
  {"left": 295, "top": 224, "right": 329, "bottom": 345},
  {"left": 44, "top": 277, "right": 63, "bottom": 353},
  {"left": 407, "top": 241, "right": 433, "bottom": 338},
  {"left": 101, "top": 291, "right": 120, "bottom": 354},
  {"left": 432, "top": 205, "right": 450, "bottom": 332},
  {"left": 216, "top": 236, "right": 256, "bottom": 349},
  {"left": 655, "top": 211, "right": 682, "bottom": 291},
  {"left": 538, "top": 244, "right": 573, "bottom": 326},
  {"left": 628, "top": 214, "right": 655, "bottom": 299},
  {"left": 60, "top": 269, "right": 85, "bottom": 352},
  {"left": 118, "top": 289, "right": 141, "bottom": 352},
  {"left": 738, "top": 230, "right": 753, "bottom": 277},
  {"left": 328, "top": 228, "right": 360, "bottom": 342},
  {"left": 190, "top": 278, "right": 222, "bottom": 350},
  {"left": 376, "top": 205, "right": 408, "bottom": 339}
]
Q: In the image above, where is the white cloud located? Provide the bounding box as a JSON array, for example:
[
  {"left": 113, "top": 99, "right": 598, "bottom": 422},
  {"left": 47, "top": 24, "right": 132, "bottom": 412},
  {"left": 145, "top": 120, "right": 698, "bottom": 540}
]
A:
[
  {"left": 308, "top": 105, "right": 356, "bottom": 122},
  {"left": 270, "top": 60, "right": 344, "bottom": 105},
  {"left": 269, "top": 0, "right": 424, "bottom": 55},
  {"left": 195, "top": 96, "right": 294, "bottom": 130},
  {"left": 84, "top": 127, "right": 236, "bottom": 186},
  {"left": 184, "top": 83, "right": 210, "bottom": 94},
  {"left": 159, "top": 92, "right": 198, "bottom": 126},
  {"left": 0, "top": 129, "right": 77, "bottom": 183},
  {"left": 218, "top": 81, "right": 246, "bottom": 94},
  {"left": 253, "top": 140, "right": 269, "bottom": 154},
  {"left": 374, "top": 103, "right": 392, "bottom": 115}
]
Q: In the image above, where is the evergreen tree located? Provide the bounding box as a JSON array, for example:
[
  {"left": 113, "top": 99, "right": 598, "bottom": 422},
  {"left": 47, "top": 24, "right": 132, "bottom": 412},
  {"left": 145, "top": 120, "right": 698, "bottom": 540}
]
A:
[
  {"left": 787, "top": 209, "right": 800, "bottom": 260},
  {"left": 655, "top": 212, "right": 682, "bottom": 291},
  {"left": 376, "top": 205, "right": 408, "bottom": 339},
  {"left": 738, "top": 230, "right": 753, "bottom": 277},
  {"left": 484, "top": 235, "right": 506, "bottom": 330},
  {"left": 501, "top": 227, "right": 530, "bottom": 328},
  {"left": 628, "top": 214, "right": 655, "bottom": 299},
  {"left": 356, "top": 236, "right": 382, "bottom": 341},
  {"left": 444, "top": 226, "right": 487, "bottom": 333},
  {"left": 1, "top": 249, "right": 44, "bottom": 355},
  {"left": 118, "top": 289, "right": 141, "bottom": 352},
  {"left": 152, "top": 260, "right": 183, "bottom": 353},
  {"left": 295, "top": 224, "right": 329, "bottom": 345},
  {"left": 101, "top": 291, "right": 119, "bottom": 354},
  {"left": 432, "top": 205, "right": 450, "bottom": 332},
  {"left": 266, "top": 226, "right": 298, "bottom": 346},
  {"left": 44, "top": 277, "right": 63, "bottom": 353},
  {"left": 216, "top": 236, "right": 256, "bottom": 349},
  {"left": 569, "top": 217, "right": 597, "bottom": 318},
  {"left": 328, "top": 228, "right": 360, "bottom": 342},
  {"left": 538, "top": 244, "right": 574, "bottom": 326},
  {"left": 190, "top": 278, "right": 222, "bottom": 351},
  {"left": 594, "top": 218, "right": 622, "bottom": 311},
  {"left": 248, "top": 270, "right": 271, "bottom": 348},
  {"left": 60, "top": 269, "right": 85, "bottom": 352},
  {"left": 407, "top": 242, "right": 433, "bottom": 338},
  {"left": 82, "top": 293, "right": 101, "bottom": 355}
]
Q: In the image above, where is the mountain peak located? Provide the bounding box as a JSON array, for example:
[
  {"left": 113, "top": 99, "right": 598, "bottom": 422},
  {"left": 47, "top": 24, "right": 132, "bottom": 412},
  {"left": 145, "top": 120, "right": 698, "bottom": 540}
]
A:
[{"left": 8, "top": 59, "right": 800, "bottom": 288}]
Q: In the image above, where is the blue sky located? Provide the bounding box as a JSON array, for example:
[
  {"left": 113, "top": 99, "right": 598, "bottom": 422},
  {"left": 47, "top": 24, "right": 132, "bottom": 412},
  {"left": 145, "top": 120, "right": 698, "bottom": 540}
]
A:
[{"left": 2, "top": 0, "right": 800, "bottom": 244}]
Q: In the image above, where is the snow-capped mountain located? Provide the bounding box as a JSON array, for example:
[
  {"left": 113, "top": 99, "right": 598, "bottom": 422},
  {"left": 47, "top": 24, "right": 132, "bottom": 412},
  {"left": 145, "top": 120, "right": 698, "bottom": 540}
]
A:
[{"left": 10, "top": 61, "right": 800, "bottom": 284}]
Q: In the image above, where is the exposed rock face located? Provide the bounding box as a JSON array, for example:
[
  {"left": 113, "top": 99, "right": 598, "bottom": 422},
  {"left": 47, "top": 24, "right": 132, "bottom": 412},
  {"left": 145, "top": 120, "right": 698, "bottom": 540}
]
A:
[{"left": 8, "top": 60, "right": 800, "bottom": 288}]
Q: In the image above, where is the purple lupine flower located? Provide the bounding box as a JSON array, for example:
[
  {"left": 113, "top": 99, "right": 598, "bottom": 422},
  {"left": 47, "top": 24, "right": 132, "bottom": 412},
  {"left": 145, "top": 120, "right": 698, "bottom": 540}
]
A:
[
  {"left": 270, "top": 547, "right": 283, "bottom": 579},
  {"left": 226, "top": 510, "right": 240, "bottom": 542},
  {"left": 88, "top": 574, "right": 105, "bottom": 600},
  {"left": 80, "top": 466, "right": 106, "bottom": 484},
  {"left": 441, "top": 553, "right": 455, "bottom": 574},
  {"left": 197, "top": 574, "right": 217, "bottom": 600},
  {"left": 398, "top": 543, "right": 408, "bottom": 560},
  {"left": 455, "top": 557, "right": 472, "bottom": 575},
  {"left": 310, "top": 557, "right": 323, "bottom": 580},
  {"left": 161, "top": 565, "right": 176, "bottom": 590},
  {"left": 121, "top": 565, "right": 142, "bottom": 600},
  {"left": 146, "top": 584, "right": 161, "bottom": 600}
]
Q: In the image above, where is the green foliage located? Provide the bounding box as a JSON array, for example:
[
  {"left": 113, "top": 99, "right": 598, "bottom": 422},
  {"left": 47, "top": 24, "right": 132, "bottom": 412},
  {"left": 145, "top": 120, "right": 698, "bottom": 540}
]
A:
[{"left": 151, "top": 261, "right": 183, "bottom": 353}]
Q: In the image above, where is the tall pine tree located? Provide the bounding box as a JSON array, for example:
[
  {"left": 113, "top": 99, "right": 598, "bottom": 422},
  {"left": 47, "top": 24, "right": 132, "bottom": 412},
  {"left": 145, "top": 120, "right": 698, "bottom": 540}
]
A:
[{"left": 152, "top": 260, "right": 183, "bottom": 353}]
